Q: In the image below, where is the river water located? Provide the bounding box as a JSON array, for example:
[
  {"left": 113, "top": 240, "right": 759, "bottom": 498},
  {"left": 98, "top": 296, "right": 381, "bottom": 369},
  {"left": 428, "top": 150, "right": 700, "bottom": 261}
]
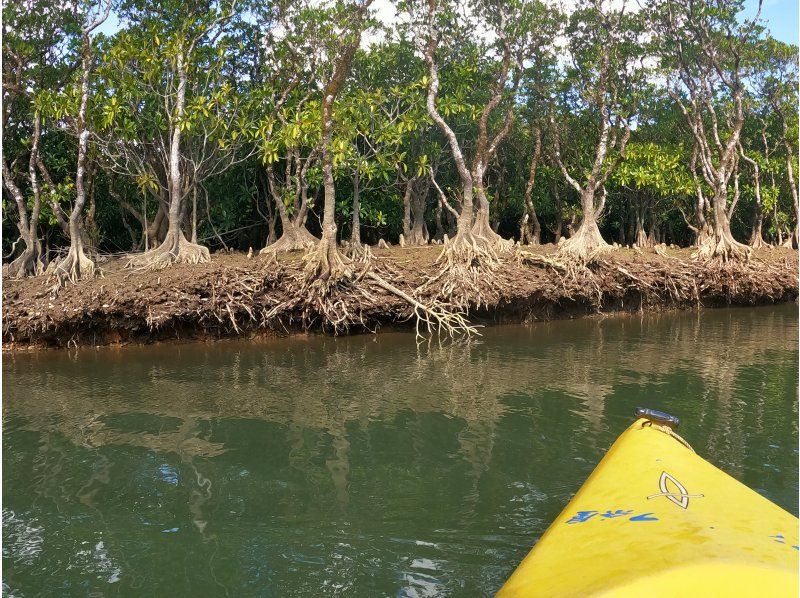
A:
[{"left": 3, "top": 305, "right": 798, "bottom": 596}]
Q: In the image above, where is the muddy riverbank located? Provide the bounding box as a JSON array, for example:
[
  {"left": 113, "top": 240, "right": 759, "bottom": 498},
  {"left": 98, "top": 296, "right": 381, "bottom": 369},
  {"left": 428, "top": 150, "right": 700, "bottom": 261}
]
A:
[{"left": 3, "top": 245, "right": 797, "bottom": 349}]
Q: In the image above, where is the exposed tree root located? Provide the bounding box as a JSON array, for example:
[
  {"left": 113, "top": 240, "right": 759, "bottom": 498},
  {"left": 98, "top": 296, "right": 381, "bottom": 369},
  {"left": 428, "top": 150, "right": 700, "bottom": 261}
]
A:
[
  {"left": 431, "top": 231, "right": 502, "bottom": 310},
  {"left": 517, "top": 247, "right": 604, "bottom": 305},
  {"left": 517, "top": 250, "right": 568, "bottom": 273},
  {"left": 282, "top": 237, "right": 478, "bottom": 338},
  {"left": 365, "top": 271, "right": 477, "bottom": 339},
  {"left": 303, "top": 237, "right": 355, "bottom": 286},
  {"left": 4, "top": 246, "right": 797, "bottom": 348},
  {"left": 358, "top": 244, "right": 375, "bottom": 264},
  {"left": 3, "top": 248, "right": 44, "bottom": 279},
  {"left": 128, "top": 230, "right": 210, "bottom": 270},
  {"left": 404, "top": 231, "right": 429, "bottom": 246},
  {"left": 259, "top": 227, "right": 318, "bottom": 255},
  {"left": 46, "top": 244, "right": 97, "bottom": 286},
  {"left": 437, "top": 230, "right": 500, "bottom": 268},
  {"left": 558, "top": 221, "right": 613, "bottom": 263},
  {"left": 343, "top": 241, "right": 368, "bottom": 261},
  {"left": 291, "top": 233, "right": 478, "bottom": 338},
  {"left": 749, "top": 235, "right": 771, "bottom": 250},
  {"left": 692, "top": 232, "right": 752, "bottom": 263},
  {"left": 634, "top": 225, "right": 651, "bottom": 249},
  {"left": 472, "top": 214, "right": 513, "bottom": 254}
]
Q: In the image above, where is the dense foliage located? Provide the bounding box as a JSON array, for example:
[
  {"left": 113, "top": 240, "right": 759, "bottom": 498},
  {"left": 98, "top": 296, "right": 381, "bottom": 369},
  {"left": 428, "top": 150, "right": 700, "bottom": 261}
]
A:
[{"left": 3, "top": 0, "right": 798, "bottom": 277}]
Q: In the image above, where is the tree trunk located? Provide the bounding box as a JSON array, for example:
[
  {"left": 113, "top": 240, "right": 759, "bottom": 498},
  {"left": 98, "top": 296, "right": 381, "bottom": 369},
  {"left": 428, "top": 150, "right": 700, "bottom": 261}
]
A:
[
  {"left": 2, "top": 77, "right": 44, "bottom": 276},
  {"left": 424, "top": 6, "right": 496, "bottom": 263},
  {"left": 560, "top": 189, "right": 609, "bottom": 259},
  {"left": 618, "top": 203, "right": 628, "bottom": 246},
  {"left": 403, "top": 177, "right": 428, "bottom": 246},
  {"left": 266, "top": 210, "right": 277, "bottom": 246},
  {"left": 694, "top": 196, "right": 711, "bottom": 246},
  {"left": 648, "top": 221, "right": 659, "bottom": 246},
  {"left": 520, "top": 204, "right": 541, "bottom": 245},
  {"left": 130, "top": 50, "right": 210, "bottom": 268},
  {"left": 553, "top": 181, "right": 563, "bottom": 242},
  {"left": 467, "top": 26, "right": 516, "bottom": 251},
  {"left": 634, "top": 208, "right": 648, "bottom": 248},
  {"left": 552, "top": 111, "right": 623, "bottom": 259},
  {"left": 80, "top": 159, "right": 100, "bottom": 255},
  {"left": 349, "top": 172, "right": 361, "bottom": 247},
  {"left": 739, "top": 152, "right": 770, "bottom": 249},
  {"left": 308, "top": 89, "right": 351, "bottom": 280},
  {"left": 152, "top": 199, "right": 168, "bottom": 244},
  {"left": 402, "top": 178, "right": 413, "bottom": 240},
  {"left": 472, "top": 172, "right": 506, "bottom": 246},
  {"left": 693, "top": 182, "right": 750, "bottom": 261},
  {"left": 191, "top": 183, "right": 198, "bottom": 244},
  {"left": 749, "top": 212, "right": 769, "bottom": 249},
  {"left": 262, "top": 171, "right": 278, "bottom": 246},
  {"left": 305, "top": 0, "right": 373, "bottom": 281},
  {"left": 411, "top": 189, "right": 428, "bottom": 244},
  {"left": 689, "top": 150, "right": 712, "bottom": 247},
  {"left": 520, "top": 128, "right": 542, "bottom": 245},
  {"left": 35, "top": 153, "right": 70, "bottom": 240},
  {"left": 48, "top": 39, "right": 97, "bottom": 284},
  {"left": 143, "top": 195, "right": 149, "bottom": 250},
  {"left": 783, "top": 132, "right": 799, "bottom": 248},
  {"left": 2, "top": 149, "right": 43, "bottom": 278},
  {"left": 260, "top": 163, "right": 318, "bottom": 253},
  {"left": 434, "top": 198, "right": 445, "bottom": 242}
]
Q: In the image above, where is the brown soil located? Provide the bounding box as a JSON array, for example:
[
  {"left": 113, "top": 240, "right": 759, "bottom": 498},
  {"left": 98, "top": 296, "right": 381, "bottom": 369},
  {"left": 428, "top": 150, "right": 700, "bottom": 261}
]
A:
[{"left": 3, "top": 245, "right": 797, "bottom": 349}]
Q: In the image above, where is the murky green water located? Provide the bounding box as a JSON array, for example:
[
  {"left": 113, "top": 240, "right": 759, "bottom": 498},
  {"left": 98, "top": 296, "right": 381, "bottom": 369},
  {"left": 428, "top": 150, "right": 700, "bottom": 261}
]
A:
[{"left": 3, "top": 305, "right": 798, "bottom": 596}]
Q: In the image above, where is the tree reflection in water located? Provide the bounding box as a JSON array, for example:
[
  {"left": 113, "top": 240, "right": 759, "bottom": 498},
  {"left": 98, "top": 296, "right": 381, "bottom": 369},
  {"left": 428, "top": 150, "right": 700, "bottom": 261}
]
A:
[{"left": 3, "top": 306, "right": 798, "bottom": 595}]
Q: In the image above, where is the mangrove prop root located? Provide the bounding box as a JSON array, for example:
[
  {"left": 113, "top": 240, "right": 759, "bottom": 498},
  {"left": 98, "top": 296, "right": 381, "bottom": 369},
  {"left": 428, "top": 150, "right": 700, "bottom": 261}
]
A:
[
  {"left": 296, "top": 238, "right": 477, "bottom": 338},
  {"left": 558, "top": 222, "right": 613, "bottom": 263},
  {"left": 749, "top": 235, "right": 772, "bottom": 250},
  {"left": 259, "top": 228, "right": 318, "bottom": 255},
  {"left": 302, "top": 238, "right": 355, "bottom": 287},
  {"left": 516, "top": 250, "right": 569, "bottom": 273},
  {"left": 46, "top": 245, "right": 97, "bottom": 287},
  {"left": 427, "top": 231, "right": 504, "bottom": 311},
  {"left": 517, "top": 247, "right": 606, "bottom": 299},
  {"left": 128, "top": 231, "right": 210, "bottom": 271},
  {"left": 366, "top": 271, "right": 478, "bottom": 340},
  {"left": 4, "top": 249, "right": 45, "bottom": 279},
  {"left": 471, "top": 216, "right": 514, "bottom": 255},
  {"left": 343, "top": 241, "right": 373, "bottom": 262},
  {"left": 654, "top": 244, "right": 669, "bottom": 257},
  {"left": 3, "top": 247, "right": 797, "bottom": 348},
  {"left": 692, "top": 232, "right": 753, "bottom": 263}
]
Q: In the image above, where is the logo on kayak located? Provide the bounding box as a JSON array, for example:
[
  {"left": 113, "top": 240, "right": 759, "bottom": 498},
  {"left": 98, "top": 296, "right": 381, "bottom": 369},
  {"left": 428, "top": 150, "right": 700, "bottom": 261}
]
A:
[{"left": 646, "top": 471, "right": 704, "bottom": 509}]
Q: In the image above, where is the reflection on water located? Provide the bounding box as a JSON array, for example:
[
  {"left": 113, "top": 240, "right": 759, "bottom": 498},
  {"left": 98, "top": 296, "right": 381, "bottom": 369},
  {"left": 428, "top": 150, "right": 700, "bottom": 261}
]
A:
[{"left": 3, "top": 305, "right": 798, "bottom": 596}]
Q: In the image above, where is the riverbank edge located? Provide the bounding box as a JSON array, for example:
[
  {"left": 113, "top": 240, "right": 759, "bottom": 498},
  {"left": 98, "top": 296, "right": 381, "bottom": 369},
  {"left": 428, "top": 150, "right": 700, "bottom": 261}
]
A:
[{"left": 3, "top": 246, "right": 798, "bottom": 350}]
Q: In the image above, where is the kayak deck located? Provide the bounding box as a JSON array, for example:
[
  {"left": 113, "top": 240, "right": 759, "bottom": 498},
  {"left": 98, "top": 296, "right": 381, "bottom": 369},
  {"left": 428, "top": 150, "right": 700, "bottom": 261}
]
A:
[{"left": 497, "top": 417, "right": 799, "bottom": 597}]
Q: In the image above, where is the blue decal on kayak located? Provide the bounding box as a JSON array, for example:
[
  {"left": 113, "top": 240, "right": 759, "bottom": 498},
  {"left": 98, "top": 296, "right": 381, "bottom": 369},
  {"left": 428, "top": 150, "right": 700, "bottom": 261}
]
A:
[
  {"left": 566, "top": 510, "right": 659, "bottom": 524},
  {"left": 566, "top": 511, "right": 598, "bottom": 524},
  {"left": 769, "top": 534, "right": 786, "bottom": 544},
  {"left": 600, "top": 509, "right": 633, "bottom": 519},
  {"left": 629, "top": 513, "right": 658, "bottom": 522}
]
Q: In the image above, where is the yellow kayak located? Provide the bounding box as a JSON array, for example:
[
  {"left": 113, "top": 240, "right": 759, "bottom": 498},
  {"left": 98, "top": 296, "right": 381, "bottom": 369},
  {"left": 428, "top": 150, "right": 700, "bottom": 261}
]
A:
[{"left": 498, "top": 409, "right": 799, "bottom": 597}]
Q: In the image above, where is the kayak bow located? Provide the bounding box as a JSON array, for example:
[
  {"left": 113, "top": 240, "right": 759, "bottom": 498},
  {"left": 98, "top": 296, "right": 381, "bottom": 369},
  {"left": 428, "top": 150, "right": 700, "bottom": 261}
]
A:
[{"left": 497, "top": 409, "right": 799, "bottom": 597}]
